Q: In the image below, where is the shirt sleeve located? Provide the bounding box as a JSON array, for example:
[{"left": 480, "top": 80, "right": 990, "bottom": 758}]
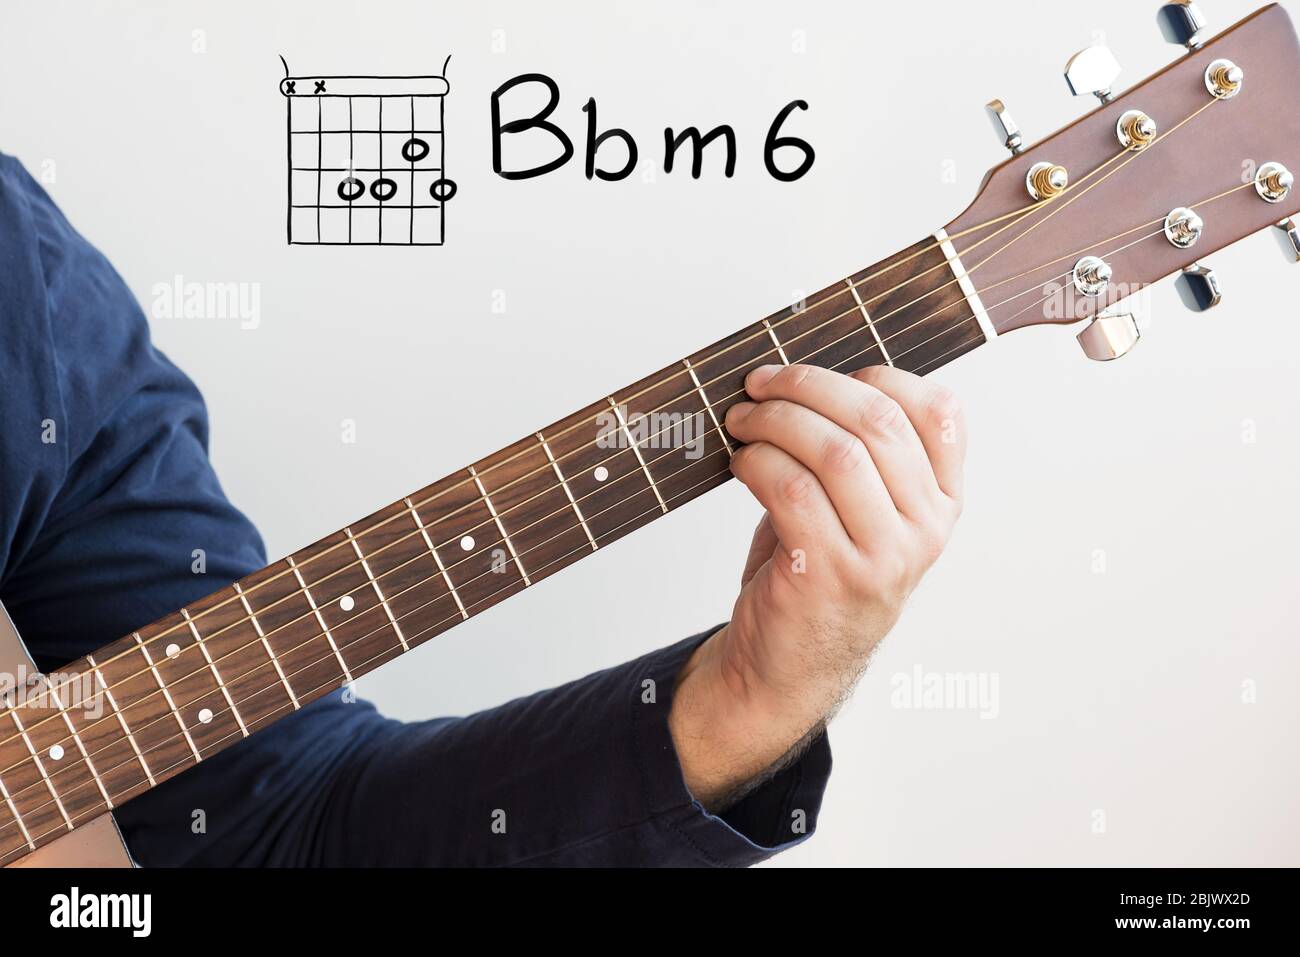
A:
[{"left": 0, "top": 153, "right": 831, "bottom": 867}]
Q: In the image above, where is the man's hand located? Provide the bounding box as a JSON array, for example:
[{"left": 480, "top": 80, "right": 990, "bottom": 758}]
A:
[{"left": 668, "top": 363, "right": 966, "bottom": 810}]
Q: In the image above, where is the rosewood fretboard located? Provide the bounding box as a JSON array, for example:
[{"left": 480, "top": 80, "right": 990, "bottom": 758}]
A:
[{"left": 0, "top": 234, "right": 987, "bottom": 864}]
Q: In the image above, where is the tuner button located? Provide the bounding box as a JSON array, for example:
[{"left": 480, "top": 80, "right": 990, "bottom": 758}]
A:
[
  {"left": 1157, "top": 1, "right": 1208, "bottom": 51},
  {"left": 986, "top": 99, "right": 1025, "bottom": 155},
  {"left": 1077, "top": 304, "right": 1141, "bottom": 361},
  {"left": 1064, "top": 44, "right": 1122, "bottom": 104},
  {"left": 1175, "top": 263, "right": 1223, "bottom": 311},
  {"left": 1274, "top": 219, "right": 1300, "bottom": 263}
]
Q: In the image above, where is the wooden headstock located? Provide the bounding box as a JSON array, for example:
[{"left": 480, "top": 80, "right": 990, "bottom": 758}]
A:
[{"left": 944, "top": 3, "right": 1300, "bottom": 346}]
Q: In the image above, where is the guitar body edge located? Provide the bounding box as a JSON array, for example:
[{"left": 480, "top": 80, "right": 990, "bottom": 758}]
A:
[{"left": 1, "top": 600, "right": 135, "bottom": 868}]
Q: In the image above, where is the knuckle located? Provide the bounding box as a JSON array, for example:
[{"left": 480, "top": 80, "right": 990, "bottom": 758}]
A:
[
  {"left": 854, "top": 364, "right": 887, "bottom": 386},
  {"left": 926, "top": 385, "right": 963, "bottom": 434},
  {"left": 752, "top": 399, "right": 786, "bottom": 429},
  {"left": 776, "top": 363, "right": 816, "bottom": 394},
  {"left": 858, "top": 391, "right": 907, "bottom": 437},
  {"left": 822, "top": 432, "right": 867, "bottom": 475},
  {"left": 913, "top": 514, "right": 952, "bottom": 565},
  {"left": 778, "top": 469, "right": 818, "bottom": 506},
  {"left": 868, "top": 552, "right": 913, "bottom": 603}
]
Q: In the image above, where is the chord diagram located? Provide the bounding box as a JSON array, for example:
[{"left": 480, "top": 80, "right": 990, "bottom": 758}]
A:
[{"left": 279, "top": 57, "right": 458, "bottom": 246}]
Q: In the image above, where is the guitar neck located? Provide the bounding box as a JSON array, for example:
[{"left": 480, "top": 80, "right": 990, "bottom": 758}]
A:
[{"left": 0, "top": 231, "right": 989, "bottom": 864}]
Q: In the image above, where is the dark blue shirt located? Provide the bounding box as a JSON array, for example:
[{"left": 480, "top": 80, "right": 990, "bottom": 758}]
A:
[{"left": 0, "top": 153, "right": 830, "bottom": 865}]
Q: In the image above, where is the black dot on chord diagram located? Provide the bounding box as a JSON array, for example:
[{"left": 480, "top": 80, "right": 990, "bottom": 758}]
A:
[
  {"left": 337, "top": 177, "right": 365, "bottom": 202},
  {"left": 402, "top": 138, "right": 430, "bottom": 163},
  {"left": 430, "top": 178, "right": 457, "bottom": 202},
  {"left": 370, "top": 178, "right": 398, "bottom": 202}
]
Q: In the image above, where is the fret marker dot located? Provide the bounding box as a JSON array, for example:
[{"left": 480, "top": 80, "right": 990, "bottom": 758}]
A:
[
  {"left": 165, "top": 643, "right": 181, "bottom": 659},
  {"left": 198, "top": 708, "right": 214, "bottom": 724},
  {"left": 593, "top": 466, "right": 609, "bottom": 482},
  {"left": 339, "top": 595, "right": 355, "bottom": 612},
  {"left": 460, "top": 535, "right": 475, "bottom": 551},
  {"left": 48, "top": 745, "right": 64, "bottom": 761}
]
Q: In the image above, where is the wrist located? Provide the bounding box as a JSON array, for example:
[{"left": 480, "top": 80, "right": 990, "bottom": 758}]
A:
[{"left": 668, "top": 627, "right": 822, "bottom": 810}]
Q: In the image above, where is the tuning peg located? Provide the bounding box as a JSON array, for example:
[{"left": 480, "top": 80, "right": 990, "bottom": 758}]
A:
[
  {"left": 1077, "top": 302, "right": 1141, "bottom": 361},
  {"left": 1174, "top": 263, "right": 1223, "bottom": 311},
  {"left": 1274, "top": 219, "right": 1300, "bottom": 263},
  {"left": 1065, "top": 44, "right": 1122, "bottom": 104},
  {"left": 985, "top": 99, "right": 1025, "bottom": 155},
  {"left": 1158, "top": 2, "right": 1208, "bottom": 51}
]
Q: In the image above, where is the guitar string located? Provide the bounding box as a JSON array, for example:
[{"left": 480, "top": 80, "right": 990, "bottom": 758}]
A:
[
  {"left": 0, "top": 171, "right": 1253, "bottom": 812},
  {"left": 0, "top": 94, "right": 1229, "bottom": 768},
  {"left": 63, "top": 91, "right": 1216, "bottom": 681},
  {"left": 0, "top": 199, "right": 1233, "bottom": 821},
  {"left": 0, "top": 240, "right": 1135, "bottom": 817},
  {"left": 0, "top": 198, "right": 1181, "bottom": 773},
  {"left": 10, "top": 110, "right": 1183, "bottom": 706},
  {"left": 2, "top": 169, "right": 1265, "bottom": 843},
  {"left": 0, "top": 219, "right": 1193, "bottom": 849},
  {"left": 64, "top": 94, "right": 1217, "bottom": 676},
  {"left": 15, "top": 125, "right": 1157, "bottom": 683},
  {"left": 0, "top": 168, "right": 1251, "bottom": 782},
  {"left": 0, "top": 275, "right": 1049, "bottom": 845}
]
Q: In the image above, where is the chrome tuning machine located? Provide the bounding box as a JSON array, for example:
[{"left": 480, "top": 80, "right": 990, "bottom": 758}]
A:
[
  {"left": 985, "top": 99, "right": 1025, "bottom": 155},
  {"left": 1274, "top": 219, "right": 1300, "bottom": 264},
  {"left": 1064, "top": 44, "right": 1122, "bottom": 104},
  {"left": 1077, "top": 301, "right": 1141, "bottom": 361},
  {"left": 1175, "top": 263, "right": 1223, "bottom": 311},
  {"left": 1158, "top": 1, "right": 1209, "bottom": 51}
]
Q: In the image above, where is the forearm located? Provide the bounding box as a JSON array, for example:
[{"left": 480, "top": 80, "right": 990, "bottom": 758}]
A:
[{"left": 669, "top": 624, "right": 837, "bottom": 812}]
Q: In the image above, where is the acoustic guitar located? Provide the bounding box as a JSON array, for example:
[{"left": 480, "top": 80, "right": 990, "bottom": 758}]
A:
[{"left": 3, "top": 1, "right": 1298, "bottom": 866}]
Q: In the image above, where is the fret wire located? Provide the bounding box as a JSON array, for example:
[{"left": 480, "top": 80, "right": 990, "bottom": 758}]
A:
[
  {"left": 0, "top": 767, "right": 34, "bottom": 849},
  {"left": 135, "top": 634, "right": 201, "bottom": 762},
  {"left": 5, "top": 696, "right": 73, "bottom": 830},
  {"left": 607, "top": 398, "right": 668, "bottom": 514},
  {"left": 406, "top": 497, "right": 468, "bottom": 620},
  {"left": 536, "top": 432, "right": 598, "bottom": 551},
  {"left": 285, "top": 556, "right": 355, "bottom": 683},
  {"left": 761, "top": 318, "right": 791, "bottom": 365},
  {"left": 468, "top": 466, "right": 532, "bottom": 585},
  {"left": 43, "top": 678, "right": 114, "bottom": 809},
  {"left": 845, "top": 279, "right": 893, "bottom": 366},
  {"left": 182, "top": 608, "right": 249, "bottom": 739},
  {"left": 87, "top": 655, "right": 156, "bottom": 786},
  {"left": 682, "top": 359, "right": 734, "bottom": 455},
  {"left": 345, "top": 527, "right": 411, "bottom": 651},
  {"left": 233, "top": 582, "right": 300, "bottom": 710}
]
